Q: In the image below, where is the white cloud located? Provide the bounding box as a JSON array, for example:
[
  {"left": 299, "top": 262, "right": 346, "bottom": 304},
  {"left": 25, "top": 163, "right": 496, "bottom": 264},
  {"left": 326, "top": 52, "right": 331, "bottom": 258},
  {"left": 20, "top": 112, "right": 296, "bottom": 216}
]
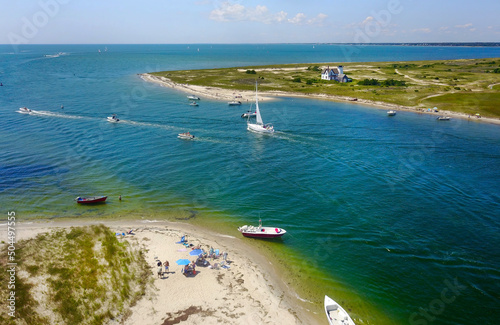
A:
[
  {"left": 455, "top": 23, "right": 473, "bottom": 29},
  {"left": 209, "top": 2, "right": 325, "bottom": 25},
  {"left": 412, "top": 28, "right": 432, "bottom": 33}
]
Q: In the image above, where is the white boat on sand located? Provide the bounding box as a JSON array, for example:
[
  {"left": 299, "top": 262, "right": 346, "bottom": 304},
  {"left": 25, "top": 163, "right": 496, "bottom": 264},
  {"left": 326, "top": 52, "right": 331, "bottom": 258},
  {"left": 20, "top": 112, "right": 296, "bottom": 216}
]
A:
[
  {"left": 325, "top": 295, "right": 355, "bottom": 325},
  {"left": 178, "top": 132, "right": 195, "bottom": 140},
  {"left": 247, "top": 82, "right": 274, "bottom": 134},
  {"left": 107, "top": 114, "right": 119, "bottom": 123}
]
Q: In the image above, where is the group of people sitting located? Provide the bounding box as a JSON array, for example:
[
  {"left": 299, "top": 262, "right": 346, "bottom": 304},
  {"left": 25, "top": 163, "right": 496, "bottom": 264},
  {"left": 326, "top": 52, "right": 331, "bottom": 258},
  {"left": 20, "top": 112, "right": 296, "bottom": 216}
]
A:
[{"left": 155, "top": 259, "right": 169, "bottom": 278}]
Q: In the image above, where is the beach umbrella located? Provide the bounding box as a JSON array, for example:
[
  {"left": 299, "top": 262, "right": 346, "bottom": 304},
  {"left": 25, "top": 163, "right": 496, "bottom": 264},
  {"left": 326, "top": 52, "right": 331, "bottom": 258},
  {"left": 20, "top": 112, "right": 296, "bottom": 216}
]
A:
[
  {"left": 189, "top": 249, "right": 203, "bottom": 256},
  {"left": 176, "top": 259, "right": 191, "bottom": 266}
]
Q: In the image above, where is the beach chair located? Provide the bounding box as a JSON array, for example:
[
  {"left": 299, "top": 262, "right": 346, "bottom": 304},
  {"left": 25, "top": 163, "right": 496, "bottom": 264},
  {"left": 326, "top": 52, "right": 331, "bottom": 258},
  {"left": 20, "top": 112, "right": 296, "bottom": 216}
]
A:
[{"left": 176, "top": 235, "right": 187, "bottom": 244}]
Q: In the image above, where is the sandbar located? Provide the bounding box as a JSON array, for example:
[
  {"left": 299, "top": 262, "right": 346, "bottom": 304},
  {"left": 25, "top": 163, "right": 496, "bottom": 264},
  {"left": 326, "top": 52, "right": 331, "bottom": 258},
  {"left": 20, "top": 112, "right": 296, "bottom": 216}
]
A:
[{"left": 5, "top": 219, "right": 321, "bottom": 324}]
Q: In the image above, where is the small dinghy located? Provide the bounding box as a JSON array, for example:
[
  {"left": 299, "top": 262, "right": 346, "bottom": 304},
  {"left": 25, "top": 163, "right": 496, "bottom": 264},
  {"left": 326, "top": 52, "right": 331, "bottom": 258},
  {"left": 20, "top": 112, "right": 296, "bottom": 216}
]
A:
[
  {"left": 324, "top": 295, "right": 355, "bottom": 325},
  {"left": 178, "top": 132, "right": 195, "bottom": 140},
  {"left": 107, "top": 114, "right": 119, "bottom": 123},
  {"left": 18, "top": 107, "right": 32, "bottom": 114},
  {"left": 75, "top": 196, "right": 107, "bottom": 204}
]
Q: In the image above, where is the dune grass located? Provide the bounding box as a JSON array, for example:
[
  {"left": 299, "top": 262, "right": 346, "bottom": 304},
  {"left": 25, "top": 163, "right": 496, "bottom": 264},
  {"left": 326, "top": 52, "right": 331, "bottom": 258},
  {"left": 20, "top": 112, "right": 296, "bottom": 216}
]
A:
[
  {"left": 0, "top": 225, "right": 150, "bottom": 325},
  {"left": 151, "top": 57, "right": 500, "bottom": 118}
]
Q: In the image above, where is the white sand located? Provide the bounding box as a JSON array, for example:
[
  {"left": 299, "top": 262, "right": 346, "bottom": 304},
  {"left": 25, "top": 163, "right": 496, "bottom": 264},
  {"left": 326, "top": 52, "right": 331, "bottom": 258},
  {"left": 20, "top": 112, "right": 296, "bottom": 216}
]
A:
[
  {"left": 141, "top": 73, "right": 500, "bottom": 126},
  {"left": 7, "top": 219, "right": 320, "bottom": 324}
]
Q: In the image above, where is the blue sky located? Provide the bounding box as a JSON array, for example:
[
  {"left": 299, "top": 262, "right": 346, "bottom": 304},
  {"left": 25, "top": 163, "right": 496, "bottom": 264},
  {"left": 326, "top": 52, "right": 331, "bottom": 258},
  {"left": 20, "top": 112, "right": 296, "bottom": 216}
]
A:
[{"left": 1, "top": 0, "right": 499, "bottom": 44}]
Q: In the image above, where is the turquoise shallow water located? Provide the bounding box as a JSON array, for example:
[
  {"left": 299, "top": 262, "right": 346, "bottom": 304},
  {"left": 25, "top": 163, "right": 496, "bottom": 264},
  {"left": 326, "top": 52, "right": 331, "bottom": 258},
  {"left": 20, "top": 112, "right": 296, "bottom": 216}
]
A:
[{"left": 1, "top": 44, "right": 500, "bottom": 324}]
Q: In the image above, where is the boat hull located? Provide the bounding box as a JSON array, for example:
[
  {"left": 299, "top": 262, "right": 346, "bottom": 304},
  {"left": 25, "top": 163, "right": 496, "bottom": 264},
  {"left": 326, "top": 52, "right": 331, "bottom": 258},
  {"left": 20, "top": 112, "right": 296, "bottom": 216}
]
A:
[
  {"left": 238, "top": 226, "right": 286, "bottom": 238},
  {"left": 324, "top": 295, "right": 355, "bottom": 325},
  {"left": 247, "top": 123, "right": 274, "bottom": 134},
  {"left": 76, "top": 196, "right": 107, "bottom": 204}
]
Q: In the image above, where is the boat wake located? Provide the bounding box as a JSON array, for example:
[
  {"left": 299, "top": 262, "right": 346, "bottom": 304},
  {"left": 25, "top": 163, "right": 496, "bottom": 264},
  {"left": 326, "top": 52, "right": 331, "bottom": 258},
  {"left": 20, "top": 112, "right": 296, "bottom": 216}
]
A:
[{"left": 28, "top": 110, "right": 91, "bottom": 120}]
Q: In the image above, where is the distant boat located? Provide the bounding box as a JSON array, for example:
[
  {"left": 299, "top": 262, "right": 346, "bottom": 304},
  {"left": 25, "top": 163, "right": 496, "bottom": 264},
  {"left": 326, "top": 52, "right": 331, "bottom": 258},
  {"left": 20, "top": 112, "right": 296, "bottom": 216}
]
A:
[
  {"left": 324, "top": 295, "right": 355, "bottom": 325},
  {"left": 178, "top": 132, "right": 195, "bottom": 140},
  {"left": 75, "top": 196, "right": 107, "bottom": 204},
  {"left": 228, "top": 100, "right": 242, "bottom": 106},
  {"left": 187, "top": 95, "right": 200, "bottom": 100},
  {"left": 437, "top": 116, "right": 450, "bottom": 120},
  {"left": 387, "top": 110, "right": 397, "bottom": 116},
  {"left": 238, "top": 220, "right": 286, "bottom": 238},
  {"left": 241, "top": 110, "right": 256, "bottom": 118},
  {"left": 107, "top": 114, "right": 119, "bottom": 123},
  {"left": 247, "top": 82, "right": 274, "bottom": 134},
  {"left": 18, "top": 107, "right": 32, "bottom": 114},
  {"left": 189, "top": 101, "right": 199, "bottom": 106}
]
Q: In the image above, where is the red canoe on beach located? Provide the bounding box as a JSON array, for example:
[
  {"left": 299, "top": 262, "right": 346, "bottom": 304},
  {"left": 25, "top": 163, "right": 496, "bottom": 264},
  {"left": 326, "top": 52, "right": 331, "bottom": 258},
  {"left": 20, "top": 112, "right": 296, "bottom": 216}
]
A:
[
  {"left": 75, "top": 196, "right": 107, "bottom": 204},
  {"left": 238, "top": 220, "right": 286, "bottom": 238}
]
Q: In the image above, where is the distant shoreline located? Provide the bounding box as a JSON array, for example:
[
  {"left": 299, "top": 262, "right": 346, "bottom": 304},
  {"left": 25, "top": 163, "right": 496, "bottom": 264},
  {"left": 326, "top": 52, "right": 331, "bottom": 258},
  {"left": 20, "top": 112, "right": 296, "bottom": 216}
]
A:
[{"left": 141, "top": 73, "right": 500, "bottom": 125}]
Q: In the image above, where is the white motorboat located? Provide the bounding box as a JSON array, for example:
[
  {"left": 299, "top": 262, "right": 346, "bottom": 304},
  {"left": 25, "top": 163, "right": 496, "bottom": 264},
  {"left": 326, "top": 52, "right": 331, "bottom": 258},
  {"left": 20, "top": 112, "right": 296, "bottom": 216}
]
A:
[
  {"left": 189, "top": 101, "right": 199, "bottom": 106},
  {"left": 187, "top": 95, "right": 200, "bottom": 100},
  {"left": 107, "top": 114, "right": 119, "bottom": 123},
  {"left": 178, "top": 132, "right": 195, "bottom": 140},
  {"left": 241, "top": 110, "right": 257, "bottom": 118},
  {"left": 247, "top": 82, "right": 274, "bottom": 134},
  {"left": 18, "top": 107, "right": 32, "bottom": 114},
  {"left": 387, "top": 110, "right": 396, "bottom": 116},
  {"left": 228, "top": 100, "right": 242, "bottom": 106},
  {"left": 324, "top": 295, "right": 355, "bottom": 325},
  {"left": 238, "top": 220, "right": 286, "bottom": 239},
  {"left": 437, "top": 116, "right": 450, "bottom": 120}
]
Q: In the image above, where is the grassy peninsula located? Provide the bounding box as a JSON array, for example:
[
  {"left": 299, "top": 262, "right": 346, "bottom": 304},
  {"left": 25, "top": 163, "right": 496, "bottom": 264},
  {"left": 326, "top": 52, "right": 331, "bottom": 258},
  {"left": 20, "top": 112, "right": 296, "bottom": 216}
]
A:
[{"left": 151, "top": 58, "right": 500, "bottom": 118}]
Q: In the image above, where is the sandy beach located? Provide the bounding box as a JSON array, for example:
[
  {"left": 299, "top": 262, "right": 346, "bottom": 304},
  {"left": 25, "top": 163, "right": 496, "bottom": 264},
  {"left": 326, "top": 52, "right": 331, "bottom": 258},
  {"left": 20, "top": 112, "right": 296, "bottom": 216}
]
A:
[
  {"left": 141, "top": 73, "right": 500, "bottom": 125},
  {"left": 7, "top": 219, "right": 321, "bottom": 325}
]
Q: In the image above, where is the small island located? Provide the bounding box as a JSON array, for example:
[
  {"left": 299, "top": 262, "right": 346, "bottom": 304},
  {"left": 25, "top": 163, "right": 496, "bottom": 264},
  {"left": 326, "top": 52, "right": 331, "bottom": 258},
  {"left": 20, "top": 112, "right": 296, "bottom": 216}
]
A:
[{"left": 144, "top": 57, "right": 500, "bottom": 122}]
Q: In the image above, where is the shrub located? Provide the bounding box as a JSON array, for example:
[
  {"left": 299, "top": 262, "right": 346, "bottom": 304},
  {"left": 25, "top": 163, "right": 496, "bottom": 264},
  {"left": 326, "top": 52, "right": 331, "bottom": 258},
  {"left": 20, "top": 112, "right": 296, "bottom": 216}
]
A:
[
  {"left": 358, "top": 78, "right": 380, "bottom": 86},
  {"left": 245, "top": 70, "right": 256, "bottom": 74},
  {"left": 292, "top": 77, "right": 301, "bottom": 83}
]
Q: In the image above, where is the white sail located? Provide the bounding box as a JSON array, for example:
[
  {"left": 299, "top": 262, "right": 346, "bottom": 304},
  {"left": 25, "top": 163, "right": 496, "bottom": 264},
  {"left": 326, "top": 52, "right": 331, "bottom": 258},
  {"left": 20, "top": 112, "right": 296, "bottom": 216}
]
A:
[{"left": 255, "top": 83, "right": 263, "bottom": 125}]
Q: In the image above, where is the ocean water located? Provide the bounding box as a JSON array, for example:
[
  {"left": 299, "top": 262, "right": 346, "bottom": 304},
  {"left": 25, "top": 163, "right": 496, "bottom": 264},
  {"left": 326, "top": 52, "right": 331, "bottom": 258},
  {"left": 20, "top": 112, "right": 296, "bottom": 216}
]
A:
[{"left": 1, "top": 44, "right": 500, "bottom": 324}]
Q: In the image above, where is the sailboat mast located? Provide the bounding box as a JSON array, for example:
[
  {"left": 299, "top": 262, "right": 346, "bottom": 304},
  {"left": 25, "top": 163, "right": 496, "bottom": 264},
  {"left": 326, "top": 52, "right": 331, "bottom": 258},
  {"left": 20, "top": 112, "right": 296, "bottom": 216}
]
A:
[{"left": 255, "top": 81, "right": 263, "bottom": 125}]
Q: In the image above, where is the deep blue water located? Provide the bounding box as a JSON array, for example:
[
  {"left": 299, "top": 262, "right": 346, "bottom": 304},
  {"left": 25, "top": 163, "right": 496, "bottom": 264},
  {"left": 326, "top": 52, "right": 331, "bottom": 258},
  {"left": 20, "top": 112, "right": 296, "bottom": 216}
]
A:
[{"left": 1, "top": 44, "right": 500, "bottom": 324}]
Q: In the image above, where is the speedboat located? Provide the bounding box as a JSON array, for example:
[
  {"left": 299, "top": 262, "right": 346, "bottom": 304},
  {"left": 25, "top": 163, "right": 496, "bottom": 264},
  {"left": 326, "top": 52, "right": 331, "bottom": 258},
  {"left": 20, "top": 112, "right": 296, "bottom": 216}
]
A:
[
  {"left": 241, "top": 110, "right": 257, "bottom": 118},
  {"left": 189, "top": 101, "right": 199, "bottom": 106},
  {"left": 247, "top": 82, "right": 274, "bottom": 134},
  {"left": 228, "top": 100, "right": 242, "bottom": 106},
  {"left": 178, "top": 132, "right": 195, "bottom": 140},
  {"left": 75, "top": 196, "right": 107, "bottom": 204},
  {"left": 187, "top": 95, "right": 200, "bottom": 100},
  {"left": 387, "top": 110, "right": 396, "bottom": 116},
  {"left": 437, "top": 116, "right": 450, "bottom": 120},
  {"left": 238, "top": 220, "right": 286, "bottom": 239},
  {"left": 324, "top": 295, "right": 355, "bottom": 325},
  {"left": 107, "top": 114, "right": 119, "bottom": 123},
  {"left": 18, "top": 107, "right": 32, "bottom": 114}
]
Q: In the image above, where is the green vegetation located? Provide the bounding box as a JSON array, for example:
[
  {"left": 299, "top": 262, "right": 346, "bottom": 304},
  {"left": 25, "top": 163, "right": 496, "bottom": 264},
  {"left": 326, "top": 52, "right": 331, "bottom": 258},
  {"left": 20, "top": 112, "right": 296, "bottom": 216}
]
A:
[
  {"left": 0, "top": 225, "right": 150, "bottom": 325},
  {"left": 151, "top": 58, "right": 500, "bottom": 118}
]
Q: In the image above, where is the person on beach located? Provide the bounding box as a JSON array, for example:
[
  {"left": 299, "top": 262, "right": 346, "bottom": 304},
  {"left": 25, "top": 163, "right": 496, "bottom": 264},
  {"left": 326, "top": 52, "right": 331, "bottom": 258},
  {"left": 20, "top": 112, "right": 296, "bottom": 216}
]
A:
[
  {"left": 156, "top": 260, "right": 163, "bottom": 278},
  {"left": 223, "top": 251, "right": 228, "bottom": 262},
  {"left": 164, "top": 260, "right": 169, "bottom": 274}
]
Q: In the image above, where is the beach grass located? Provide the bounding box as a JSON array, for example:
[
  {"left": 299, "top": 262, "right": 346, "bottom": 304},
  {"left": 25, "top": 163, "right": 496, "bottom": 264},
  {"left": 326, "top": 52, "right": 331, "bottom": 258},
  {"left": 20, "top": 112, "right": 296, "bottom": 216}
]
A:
[
  {"left": 151, "top": 58, "right": 500, "bottom": 118},
  {"left": 0, "top": 225, "right": 149, "bottom": 324}
]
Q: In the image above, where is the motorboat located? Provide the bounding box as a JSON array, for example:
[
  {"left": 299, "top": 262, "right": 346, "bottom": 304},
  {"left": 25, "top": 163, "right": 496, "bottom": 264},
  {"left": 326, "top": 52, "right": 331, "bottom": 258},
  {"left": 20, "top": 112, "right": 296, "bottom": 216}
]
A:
[
  {"left": 437, "top": 116, "right": 450, "bottom": 121},
  {"left": 241, "top": 110, "right": 257, "bottom": 118},
  {"left": 238, "top": 220, "right": 286, "bottom": 239},
  {"left": 178, "top": 132, "right": 195, "bottom": 140},
  {"left": 228, "top": 100, "right": 242, "bottom": 106},
  {"left": 189, "top": 101, "right": 199, "bottom": 106},
  {"left": 75, "top": 196, "right": 107, "bottom": 204},
  {"left": 18, "top": 107, "right": 32, "bottom": 114},
  {"left": 187, "top": 95, "right": 200, "bottom": 100},
  {"left": 107, "top": 114, "right": 119, "bottom": 123},
  {"left": 324, "top": 295, "right": 355, "bottom": 325},
  {"left": 247, "top": 82, "right": 274, "bottom": 134},
  {"left": 387, "top": 110, "right": 396, "bottom": 116}
]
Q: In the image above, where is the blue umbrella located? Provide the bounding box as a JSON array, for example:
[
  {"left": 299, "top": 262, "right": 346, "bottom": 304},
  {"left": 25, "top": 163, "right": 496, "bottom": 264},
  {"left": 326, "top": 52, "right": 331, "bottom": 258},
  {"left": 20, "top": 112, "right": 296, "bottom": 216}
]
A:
[
  {"left": 176, "top": 259, "right": 191, "bottom": 266},
  {"left": 189, "top": 249, "right": 203, "bottom": 256}
]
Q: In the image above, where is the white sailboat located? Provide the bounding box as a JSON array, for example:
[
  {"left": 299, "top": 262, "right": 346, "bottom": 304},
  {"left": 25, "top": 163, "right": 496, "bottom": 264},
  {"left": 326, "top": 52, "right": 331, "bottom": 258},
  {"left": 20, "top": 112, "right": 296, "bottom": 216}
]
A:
[{"left": 247, "top": 82, "right": 274, "bottom": 134}]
